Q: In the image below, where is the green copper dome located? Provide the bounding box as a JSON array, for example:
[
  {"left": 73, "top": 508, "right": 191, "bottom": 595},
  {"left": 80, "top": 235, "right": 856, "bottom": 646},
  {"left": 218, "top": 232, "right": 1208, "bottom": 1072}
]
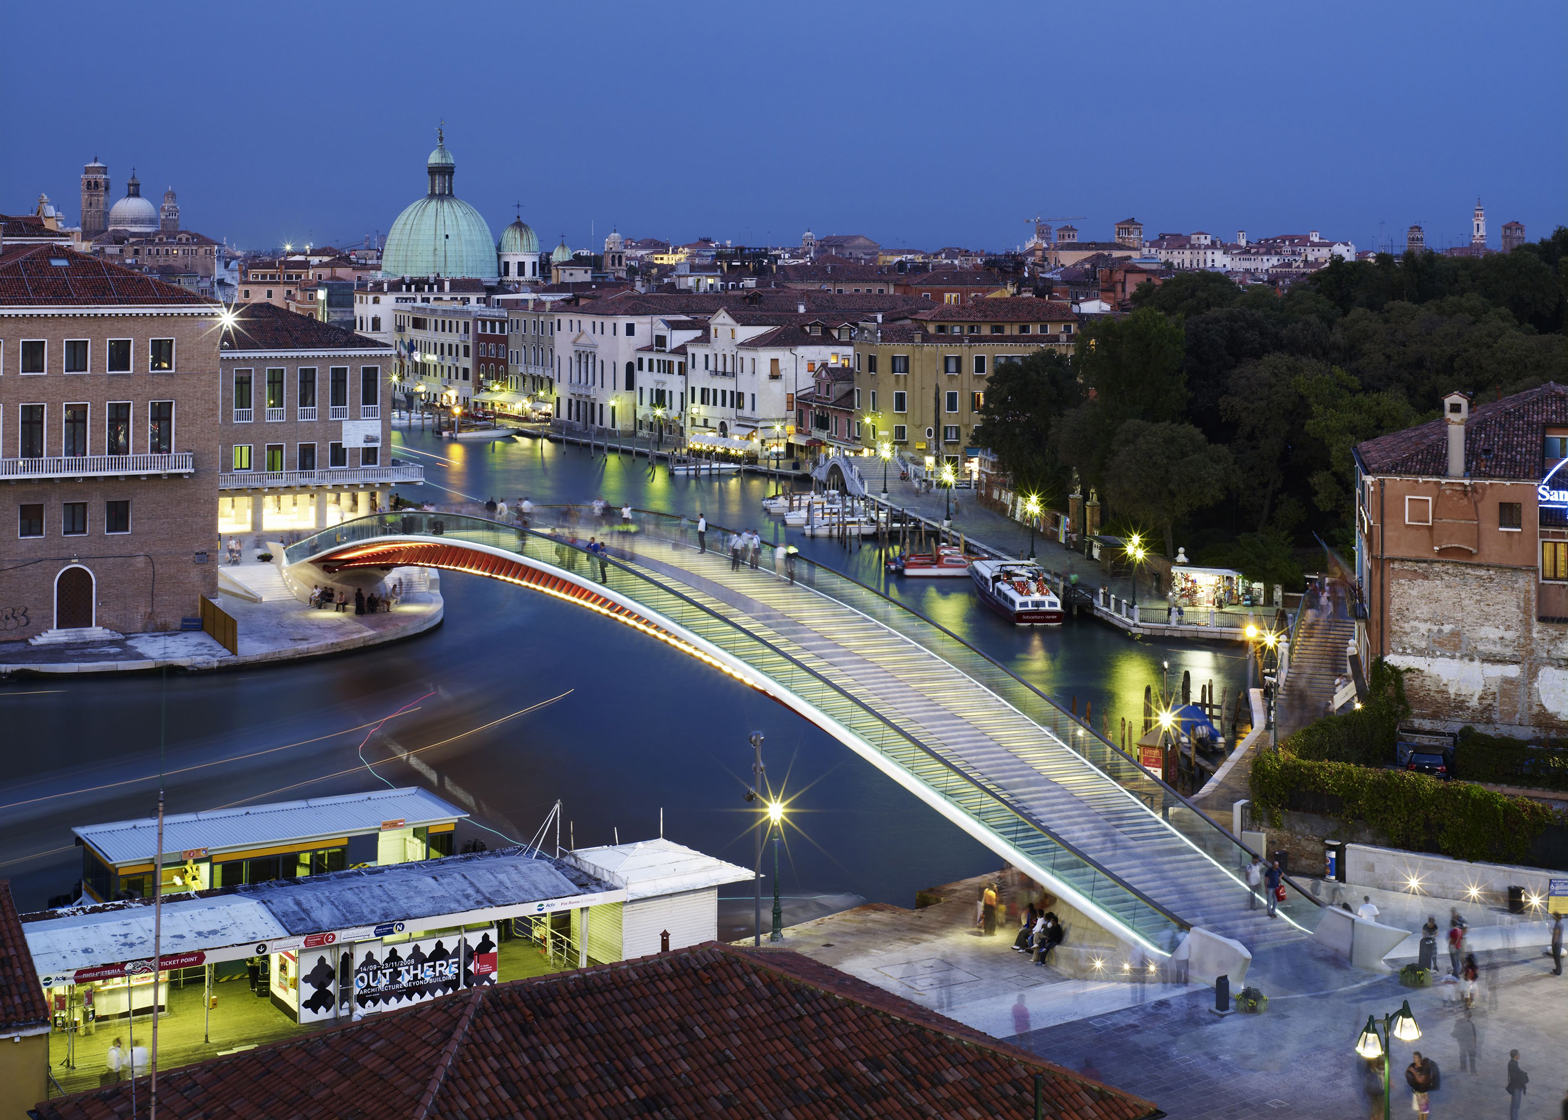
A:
[
  {"left": 500, "top": 217, "right": 539, "bottom": 254},
  {"left": 551, "top": 237, "right": 574, "bottom": 264},
  {"left": 382, "top": 132, "right": 497, "bottom": 280}
]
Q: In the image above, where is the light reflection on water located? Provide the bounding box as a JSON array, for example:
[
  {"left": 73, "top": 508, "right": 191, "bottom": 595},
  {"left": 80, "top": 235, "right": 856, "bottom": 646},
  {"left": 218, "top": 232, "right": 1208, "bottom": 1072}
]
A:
[{"left": 0, "top": 429, "right": 1247, "bottom": 917}]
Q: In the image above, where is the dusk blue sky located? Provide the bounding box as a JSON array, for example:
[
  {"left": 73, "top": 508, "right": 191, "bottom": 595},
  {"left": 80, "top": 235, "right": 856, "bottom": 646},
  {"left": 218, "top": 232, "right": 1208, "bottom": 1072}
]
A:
[{"left": 5, "top": 1, "right": 1563, "bottom": 256}]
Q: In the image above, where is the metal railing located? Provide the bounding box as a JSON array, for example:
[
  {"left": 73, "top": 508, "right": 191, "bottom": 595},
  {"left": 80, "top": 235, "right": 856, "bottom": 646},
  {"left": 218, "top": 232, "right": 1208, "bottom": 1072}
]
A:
[
  {"left": 561, "top": 504, "right": 1324, "bottom": 928},
  {"left": 233, "top": 408, "right": 253, "bottom": 423},
  {"left": 219, "top": 464, "right": 423, "bottom": 490},
  {"left": 286, "top": 511, "right": 1192, "bottom": 950},
  {"left": 298, "top": 406, "right": 318, "bottom": 421},
  {"left": 0, "top": 452, "right": 194, "bottom": 481},
  {"left": 329, "top": 405, "right": 349, "bottom": 420},
  {"left": 360, "top": 405, "right": 381, "bottom": 420},
  {"left": 266, "top": 407, "right": 286, "bottom": 422}
]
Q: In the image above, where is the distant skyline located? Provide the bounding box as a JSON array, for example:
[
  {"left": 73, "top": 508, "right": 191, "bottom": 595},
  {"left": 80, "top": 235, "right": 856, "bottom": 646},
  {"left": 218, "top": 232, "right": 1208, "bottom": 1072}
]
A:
[{"left": 4, "top": 1, "right": 1563, "bottom": 258}]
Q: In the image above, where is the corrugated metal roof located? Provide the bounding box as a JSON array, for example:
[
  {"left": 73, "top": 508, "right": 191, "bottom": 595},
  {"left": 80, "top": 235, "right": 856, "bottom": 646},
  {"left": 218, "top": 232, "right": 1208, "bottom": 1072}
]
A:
[
  {"left": 567, "top": 839, "right": 753, "bottom": 901},
  {"left": 74, "top": 787, "right": 468, "bottom": 866},
  {"left": 26, "top": 895, "right": 286, "bottom": 983},
  {"left": 246, "top": 849, "right": 605, "bottom": 934},
  {"left": 23, "top": 848, "right": 615, "bottom": 977}
]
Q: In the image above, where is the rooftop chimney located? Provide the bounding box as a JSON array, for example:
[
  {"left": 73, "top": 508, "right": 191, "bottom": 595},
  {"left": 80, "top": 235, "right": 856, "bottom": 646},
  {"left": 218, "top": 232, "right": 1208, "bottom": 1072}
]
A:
[
  {"left": 797, "top": 301, "right": 806, "bottom": 314},
  {"left": 1443, "top": 391, "right": 1470, "bottom": 477}
]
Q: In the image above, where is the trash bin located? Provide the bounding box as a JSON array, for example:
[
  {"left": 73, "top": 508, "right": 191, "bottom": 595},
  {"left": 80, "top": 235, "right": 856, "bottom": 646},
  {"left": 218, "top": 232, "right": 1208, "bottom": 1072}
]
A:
[
  {"left": 1507, "top": 885, "right": 1526, "bottom": 914},
  {"left": 1324, "top": 841, "right": 1347, "bottom": 883},
  {"left": 1418, "top": 936, "right": 1438, "bottom": 972},
  {"left": 1272, "top": 849, "right": 1290, "bottom": 877}
]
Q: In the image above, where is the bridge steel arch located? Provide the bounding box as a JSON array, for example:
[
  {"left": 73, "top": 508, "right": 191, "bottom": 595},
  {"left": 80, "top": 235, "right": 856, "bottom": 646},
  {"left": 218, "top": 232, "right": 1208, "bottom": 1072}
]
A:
[
  {"left": 290, "top": 510, "right": 1320, "bottom": 958},
  {"left": 294, "top": 521, "right": 1187, "bottom": 956}
]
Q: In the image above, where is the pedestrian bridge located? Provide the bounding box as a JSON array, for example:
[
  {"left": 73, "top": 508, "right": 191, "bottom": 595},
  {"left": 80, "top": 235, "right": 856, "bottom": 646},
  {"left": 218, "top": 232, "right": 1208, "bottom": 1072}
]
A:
[{"left": 285, "top": 508, "right": 1319, "bottom": 957}]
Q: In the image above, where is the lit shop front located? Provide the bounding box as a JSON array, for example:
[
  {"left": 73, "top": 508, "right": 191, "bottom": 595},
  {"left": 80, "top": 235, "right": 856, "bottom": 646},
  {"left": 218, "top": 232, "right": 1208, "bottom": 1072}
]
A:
[
  {"left": 1169, "top": 564, "right": 1246, "bottom": 610},
  {"left": 30, "top": 849, "right": 627, "bottom": 1092},
  {"left": 74, "top": 787, "right": 465, "bottom": 903}
]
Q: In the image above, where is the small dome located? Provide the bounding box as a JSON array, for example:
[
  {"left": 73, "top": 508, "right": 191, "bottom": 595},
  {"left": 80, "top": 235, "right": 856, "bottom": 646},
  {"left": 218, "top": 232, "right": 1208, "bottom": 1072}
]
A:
[
  {"left": 605, "top": 228, "right": 624, "bottom": 251},
  {"left": 427, "top": 142, "right": 455, "bottom": 169},
  {"left": 551, "top": 237, "right": 573, "bottom": 264},
  {"left": 500, "top": 218, "right": 539, "bottom": 255},
  {"left": 107, "top": 193, "right": 158, "bottom": 233}
]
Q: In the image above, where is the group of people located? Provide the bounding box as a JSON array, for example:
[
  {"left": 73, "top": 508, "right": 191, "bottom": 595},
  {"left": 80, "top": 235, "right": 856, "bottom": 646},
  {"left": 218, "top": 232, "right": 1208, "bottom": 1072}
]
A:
[
  {"left": 1385, "top": 1048, "right": 1532, "bottom": 1120},
  {"left": 1244, "top": 855, "right": 1285, "bottom": 916},
  {"left": 102, "top": 1036, "right": 148, "bottom": 1084},
  {"left": 483, "top": 496, "right": 535, "bottom": 526},
  {"left": 310, "top": 583, "right": 399, "bottom": 615},
  {"left": 1009, "top": 902, "right": 1065, "bottom": 966},
  {"left": 729, "top": 528, "right": 768, "bottom": 571}
]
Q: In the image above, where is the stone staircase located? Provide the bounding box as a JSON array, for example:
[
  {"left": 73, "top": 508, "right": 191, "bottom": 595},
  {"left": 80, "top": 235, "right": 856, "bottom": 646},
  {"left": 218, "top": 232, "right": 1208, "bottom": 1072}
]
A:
[
  {"left": 220, "top": 560, "right": 296, "bottom": 602},
  {"left": 1278, "top": 615, "right": 1356, "bottom": 737}
]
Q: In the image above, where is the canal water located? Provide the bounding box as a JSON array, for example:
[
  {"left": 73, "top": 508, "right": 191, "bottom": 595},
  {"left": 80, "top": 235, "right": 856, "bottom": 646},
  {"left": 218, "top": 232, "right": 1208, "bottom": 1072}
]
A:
[{"left": 0, "top": 429, "right": 1247, "bottom": 931}]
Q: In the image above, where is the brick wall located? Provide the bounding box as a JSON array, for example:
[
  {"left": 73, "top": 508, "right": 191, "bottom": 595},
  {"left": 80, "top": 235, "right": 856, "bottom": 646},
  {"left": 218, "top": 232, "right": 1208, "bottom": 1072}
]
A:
[
  {"left": 0, "top": 309, "right": 219, "bottom": 639},
  {"left": 1384, "top": 558, "right": 1568, "bottom": 736}
]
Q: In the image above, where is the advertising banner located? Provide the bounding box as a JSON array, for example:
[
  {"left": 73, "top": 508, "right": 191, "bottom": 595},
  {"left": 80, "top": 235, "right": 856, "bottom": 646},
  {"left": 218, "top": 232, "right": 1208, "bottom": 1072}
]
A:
[{"left": 349, "top": 926, "right": 498, "bottom": 1015}]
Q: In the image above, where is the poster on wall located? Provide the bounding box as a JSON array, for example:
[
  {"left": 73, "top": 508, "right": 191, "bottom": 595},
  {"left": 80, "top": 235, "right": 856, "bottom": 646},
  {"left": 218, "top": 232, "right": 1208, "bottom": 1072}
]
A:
[
  {"left": 352, "top": 933, "right": 467, "bottom": 1014},
  {"left": 461, "top": 927, "right": 498, "bottom": 987},
  {"left": 297, "top": 942, "right": 342, "bottom": 1024}
]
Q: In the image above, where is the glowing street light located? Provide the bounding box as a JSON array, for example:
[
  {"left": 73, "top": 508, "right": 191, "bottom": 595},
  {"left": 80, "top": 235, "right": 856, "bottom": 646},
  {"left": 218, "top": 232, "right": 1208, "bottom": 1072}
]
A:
[
  {"left": 1355, "top": 1001, "right": 1421, "bottom": 1120},
  {"left": 878, "top": 441, "right": 893, "bottom": 500},
  {"left": 1023, "top": 493, "right": 1041, "bottom": 559},
  {"left": 940, "top": 462, "right": 956, "bottom": 528},
  {"left": 1125, "top": 533, "right": 1148, "bottom": 619},
  {"left": 653, "top": 405, "right": 667, "bottom": 451}
]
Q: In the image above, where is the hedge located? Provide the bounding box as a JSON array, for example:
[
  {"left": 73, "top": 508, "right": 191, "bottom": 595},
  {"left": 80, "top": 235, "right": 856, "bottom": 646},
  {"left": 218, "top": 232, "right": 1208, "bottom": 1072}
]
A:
[
  {"left": 1250, "top": 749, "right": 1559, "bottom": 865},
  {"left": 1453, "top": 727, "right": 1568, "bottom": 792}
]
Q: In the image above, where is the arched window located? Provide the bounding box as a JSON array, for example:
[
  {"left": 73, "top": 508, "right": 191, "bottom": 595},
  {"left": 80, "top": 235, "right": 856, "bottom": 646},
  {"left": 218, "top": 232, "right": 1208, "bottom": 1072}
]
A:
[{"left": 624, "top": 361, "right": 635, "bottom": 391}]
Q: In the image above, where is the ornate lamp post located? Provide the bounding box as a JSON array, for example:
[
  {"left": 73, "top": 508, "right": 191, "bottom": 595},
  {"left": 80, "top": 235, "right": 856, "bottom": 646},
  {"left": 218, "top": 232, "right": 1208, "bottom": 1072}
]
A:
[
  {"left": 879, "top": 441, "right": 893, "bottom": 500},
  {"left": 1125, "top": 533, "right": 1147, "bottom": 620},
  {"left": 769, "top": 805, "right": 784, "bottom": 942},
  {"left": 941, "top": 462, "right": 956, "bottom": 529},
  {"left": 1355, "top": 1001, "right": 1422, "bottom": 1120},
  {"left": 653, "top": 405, "right": 666, "bottom": 452},
  {"left": 1023, "top": 493, "right": 1041, "bottom": 559}
]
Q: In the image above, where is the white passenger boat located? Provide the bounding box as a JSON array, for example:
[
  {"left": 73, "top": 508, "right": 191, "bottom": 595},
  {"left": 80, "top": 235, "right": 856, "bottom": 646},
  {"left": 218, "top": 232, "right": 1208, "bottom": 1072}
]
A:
[{"left": 969, "top": 559, "right": 1064, "bottom": 625}]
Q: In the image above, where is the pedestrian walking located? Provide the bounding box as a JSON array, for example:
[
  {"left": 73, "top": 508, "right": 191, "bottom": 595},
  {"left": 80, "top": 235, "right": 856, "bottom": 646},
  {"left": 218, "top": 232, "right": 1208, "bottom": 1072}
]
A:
[
  {"left": 730, "top": 534, "right": 742, "bottom": 571},
  {"left": 522, "top": 497, "right": 534, "bottom": 519},
  {"left": 697, "top": 514, "right": 707, "bottom": 553},
  {"left": 1357, "top": 895, "right": 1380, "bottom": 923},
  {"left": 1361, "top": 1058, "right": 1385, "bottom": 1120},
  {"left": 104, "top": 1037, "right": 125, "bottom": 1085},
  {"left": 981, "top": 882, "right": 998, "bottom": 935},
  {"left": 748, "top": 530, "right": 760, "bottom": 569},
  {"left": 1264, "top": 858, "right": 1282, "bottom": 917},
  {"left": 1404, "top": 1051, "right": 1434, "bottom": 1118},
  {"left": 130, "top": 1041, "right": 150, "bottom": 1078},
  {"left": 1245, "top": 856, "right": 1263, "bottom": 910},
  {"left": 1461, "top": 952, "right": 1479, "bottom": 1008},
  {"left": 774, "top": 542, "right": 786, "bottom": 578},
  {"left": 1506, "top": 1050, "right": 1528, "bottom": 1120},
  {"left": 621, "top": 503, "right": 632, "bottom": 524},
  {"left": 1551, "top": 913, "right": 1563, "bottom": 976},
  {"left": 496, "top": 498, "right": 509, "bottom": 521},
  {"left": 354, "top": 587, "right": 366, "bottom": 615},
  {"left": 785, "top": 545, "right": 798, "bottom": 584},
  {"left": 1448, "top": 911, "right": 1466, "bottom": 976},
  {"left": 1452, "top": 1010, "right": 1477, "bottom": 1074}
]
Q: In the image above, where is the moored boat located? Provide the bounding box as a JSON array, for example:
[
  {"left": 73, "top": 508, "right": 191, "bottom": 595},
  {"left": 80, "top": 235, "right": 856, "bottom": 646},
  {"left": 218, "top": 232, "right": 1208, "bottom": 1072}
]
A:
[
  {"left": 969, "top": 559, "right": 1063, "bottom": 625},
  {"left": 887, "top": 544, "right": 981, "bottom": 577}
]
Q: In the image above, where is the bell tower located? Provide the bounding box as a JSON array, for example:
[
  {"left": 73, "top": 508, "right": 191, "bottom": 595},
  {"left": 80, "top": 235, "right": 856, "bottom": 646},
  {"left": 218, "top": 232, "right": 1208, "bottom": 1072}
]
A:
[
  {"left": 1471, "top": 199, "right": 1486, "bottom": 249},
  {"left": 159, "top": 187, "right": 180, "bottom": 231},
  {"left": 81, "top": 158, "right": 108, "bottom": 235}
]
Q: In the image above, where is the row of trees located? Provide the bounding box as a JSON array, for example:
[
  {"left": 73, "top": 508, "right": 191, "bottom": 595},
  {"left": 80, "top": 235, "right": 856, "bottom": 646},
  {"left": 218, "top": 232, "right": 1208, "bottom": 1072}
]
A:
[{"left": 974, "top": 228, "right": 1568, "bottom": 586}]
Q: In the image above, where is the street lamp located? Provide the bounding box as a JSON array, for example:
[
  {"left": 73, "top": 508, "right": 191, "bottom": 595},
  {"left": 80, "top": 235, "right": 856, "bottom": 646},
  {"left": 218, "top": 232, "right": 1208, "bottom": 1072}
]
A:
[
  {"left": 940, "top": 462, "right": 956, "bottom": 528},
  {"left": 1023, "top": 493, "right": 1041, "bottom": 559},
  {"left": 1125, "top": 533, "right": 1147, "bottom": 620},
  {"left": 653, "top": 405, "right": 666, "bottom": 451},
  {"left": 1355, "top": 1001, "right": 1421, "bottom": 1120},
  {"left": 745, "top": 732, "right": 766, "bottom": 947},
  {"left": 879, "top": 441, "right": 893, "bottom": 500},
  {"left": 768, "top": 799, "right": 785, "bottom": 942}
]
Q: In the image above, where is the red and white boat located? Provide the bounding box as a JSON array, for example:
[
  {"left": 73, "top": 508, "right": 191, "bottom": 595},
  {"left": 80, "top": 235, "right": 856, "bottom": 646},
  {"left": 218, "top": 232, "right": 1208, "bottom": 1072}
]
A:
[
  {"left": 886, "top": 544, "right": 980, "bottom": 577},
  {"left": 969, "top": 559, "right": 1064, "bottom": 625}
]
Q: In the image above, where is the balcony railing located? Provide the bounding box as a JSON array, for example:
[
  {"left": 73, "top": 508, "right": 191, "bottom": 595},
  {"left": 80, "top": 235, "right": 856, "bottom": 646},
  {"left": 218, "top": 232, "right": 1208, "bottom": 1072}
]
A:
[
  {"left": 297, "top": 406, "right": 317, "bottom": 421},
  {"left": 329, "top": 405, "right": 349, "bottom": 420},
  {"left": 218, "top": 463, "right": 424, "bottom": 490},
  {"left": 0, "top": 453, "right": 195, "bottom": 481},
  {"left": 233, "top": 408, "right": 253, "bottom": 423},
  {"left": 266, "top": 407, "right": 285, "bottom": 422},
  {"left": 360, "top": 405, "right": 380, "bottom": 420}
]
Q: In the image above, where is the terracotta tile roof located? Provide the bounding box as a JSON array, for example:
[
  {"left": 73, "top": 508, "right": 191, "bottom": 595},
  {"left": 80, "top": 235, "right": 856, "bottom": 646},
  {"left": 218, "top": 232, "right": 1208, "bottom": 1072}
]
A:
[
  {"left": 0, "top": 245, "right": 214, "bottom": 306},
  {"left": 35, "top": 944, "right": 1157, "bottom": 1119},
  {"left": 1355, "top": 383, "right": 1568, "bottom": 480},
  {"left": 914, "top": 296, "right": 1077, "bottom": 323},
  {"left": 220, "top": 301, "right": 393, "bottom": 353},
  {"left": 0, "top": 883, "right": 48, "bottom": 1034},
  {"left": 896, "top": 269, "right": 1008, "bottom": 288}
]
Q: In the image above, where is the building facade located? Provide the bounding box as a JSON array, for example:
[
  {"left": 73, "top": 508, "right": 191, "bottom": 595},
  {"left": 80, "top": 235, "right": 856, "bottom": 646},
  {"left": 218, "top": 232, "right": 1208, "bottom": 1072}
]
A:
[
  {"left": 1354, "top": 383, "right": 1568, "bottom": 736},
  {"left": 0, "top": 246, "right": 220, "bottom": 640},
  {"left": 218, "top": 303, "right": 413, "bottom": 536}
]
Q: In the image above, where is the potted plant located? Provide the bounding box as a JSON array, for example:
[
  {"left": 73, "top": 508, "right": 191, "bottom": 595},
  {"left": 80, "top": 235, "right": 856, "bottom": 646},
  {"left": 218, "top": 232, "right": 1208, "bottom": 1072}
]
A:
[
  {"left": 1400, "top": 964, "right": 1432, "bottom": 987},
  {"left": 1234, "top": 986, "right": 1268, "bottom": 1013}
]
